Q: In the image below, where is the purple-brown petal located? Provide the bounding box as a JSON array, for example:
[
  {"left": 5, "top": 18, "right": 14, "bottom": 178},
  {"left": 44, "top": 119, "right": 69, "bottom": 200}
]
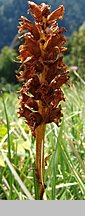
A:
[
  {"left": 18, "top": 16, "right": 40, "bottom": 40},
  {"left": 28, "top": 1, "right": 42, "bottom": 22},
  {"left": 47, "top": 5, "right": 64, "bottom": 23}
]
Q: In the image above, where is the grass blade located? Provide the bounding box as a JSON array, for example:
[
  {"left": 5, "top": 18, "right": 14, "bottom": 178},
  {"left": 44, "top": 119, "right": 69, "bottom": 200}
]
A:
[
  {"left": 73, "top": 70, "right": 85, "bottom": 85},
  {"left": 59, "top": 135, "right": 85, "bottom": 195},
  {"left": 1, "top": 93, "right": 13, "bottom": 199},
  {"left": 1, "top": 94, "right": 11, "bottom": 160},
  {"left": 1, "top": 150, "right": 34, "bottom": 200}
]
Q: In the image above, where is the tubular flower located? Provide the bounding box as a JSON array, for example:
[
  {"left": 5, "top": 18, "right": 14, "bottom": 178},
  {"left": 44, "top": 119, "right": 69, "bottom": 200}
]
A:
[{"left": 17, "top": 1, "right": 69, "bottom": 136}]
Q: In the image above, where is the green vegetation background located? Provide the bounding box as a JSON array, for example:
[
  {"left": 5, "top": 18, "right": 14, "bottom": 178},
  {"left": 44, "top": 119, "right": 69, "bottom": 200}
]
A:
[{"left": 0, "top": 0, "right": 85, "bottom": 200}]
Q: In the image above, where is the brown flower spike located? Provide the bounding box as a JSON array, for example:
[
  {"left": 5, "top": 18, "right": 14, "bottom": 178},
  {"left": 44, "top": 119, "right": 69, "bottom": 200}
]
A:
[{"left": 17, "top": 1, "right": 69, "bottom": 199}]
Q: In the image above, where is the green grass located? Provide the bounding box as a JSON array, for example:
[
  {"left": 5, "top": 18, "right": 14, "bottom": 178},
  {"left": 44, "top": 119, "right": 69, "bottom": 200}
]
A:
[{"left": 0, "top": 82, "right": 85, "bottom": 200}]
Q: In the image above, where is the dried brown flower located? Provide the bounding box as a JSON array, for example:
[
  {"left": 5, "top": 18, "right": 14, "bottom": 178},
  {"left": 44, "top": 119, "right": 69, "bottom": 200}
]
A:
[
  {"left": 17, "top": 1, "right": 69, "bottom": 199},
  {"left": 17, "top": 1, "right": 69, "bottom": 135}
]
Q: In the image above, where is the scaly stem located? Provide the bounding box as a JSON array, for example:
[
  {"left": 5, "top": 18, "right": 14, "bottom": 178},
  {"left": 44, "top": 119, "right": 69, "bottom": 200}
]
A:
[
  {"left": 36, "top": 123, "right": 45, "bottom": 200},
  {"left": 35, "top": 37, "right": 47, "bottom": 199}
]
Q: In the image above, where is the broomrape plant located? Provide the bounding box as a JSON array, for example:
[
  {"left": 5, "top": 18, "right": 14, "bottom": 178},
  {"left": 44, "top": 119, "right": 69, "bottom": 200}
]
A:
[{"left": 17, "top": 1, "right": 69, "bottom": 199}]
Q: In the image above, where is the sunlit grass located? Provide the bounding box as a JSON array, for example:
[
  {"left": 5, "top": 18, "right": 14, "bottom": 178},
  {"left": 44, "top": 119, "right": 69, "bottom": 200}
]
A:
[{"left": 0, "top": 82, "right": 85, "bottom": 200}]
